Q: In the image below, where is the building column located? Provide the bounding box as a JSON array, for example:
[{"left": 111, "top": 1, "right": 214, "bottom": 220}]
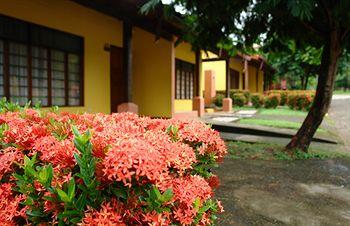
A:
[
  {"left": 244, "top": 57, "right": 249, "bottom": 91},
  {"left": 222, "top": 58, "right": 232, "bottom": 112},
  {"left": 193, "top": 49, "right": 204, "bottom": 116},
  {"left": 118, "top": 21, "right": 138, "bottom": 113}
]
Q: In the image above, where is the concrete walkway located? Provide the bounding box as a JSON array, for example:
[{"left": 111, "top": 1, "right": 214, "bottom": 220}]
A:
[
  {"left": 214, "top": 95, "right": 350, "bottom": 225},
  {"left": 215, "top": 158, "right": 350, "bottom": 225},
  {"left": 328, "top": 95, "right": 350, "bottom": 150}
]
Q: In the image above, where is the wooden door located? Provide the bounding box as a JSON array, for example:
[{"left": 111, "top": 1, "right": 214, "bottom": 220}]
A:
[
  {"left": 230, "top": 69, "right": 240, "bottom": 89},
  {"left": 110, "top": 45, "right": 126, "bottom": 113}
]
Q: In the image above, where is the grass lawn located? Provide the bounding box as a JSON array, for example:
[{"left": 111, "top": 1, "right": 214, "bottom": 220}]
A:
[
  {"left": 333, "top": 90, "right": 350, "bottom": 95},
  {"left": 227, "top": 141, "right": 350, "bottom": 160},
  {"left": 233, "top": 106, "right": 308, "bottom": 116},
  {"left": 238, "top": 118, "right": 327, "bottom": 133},
  {"left": 259, "top": 107, "right": 307, "bottom": 117}
]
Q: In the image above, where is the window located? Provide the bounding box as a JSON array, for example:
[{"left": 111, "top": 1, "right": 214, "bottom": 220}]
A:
[
  {"left": 0, "top": 14, "right": 83, "bottom": 106},
  {"left": 175, "top": 59, "right": 195, "bottom": 99}
]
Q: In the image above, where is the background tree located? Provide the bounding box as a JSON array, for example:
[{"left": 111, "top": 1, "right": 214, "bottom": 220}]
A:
[
  {"left": 335, "top": 51, "right": 350, "bottom": 91},
  {"left": 266, "top": 39, "right": 321, "bottom": 90},
  {"left": 143, "top": 0, "right": 350, "bottom": 152}
]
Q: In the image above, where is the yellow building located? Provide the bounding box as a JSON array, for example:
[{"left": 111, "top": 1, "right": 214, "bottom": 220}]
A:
[{"left": 0, "top": 0, "right": 270, "bottom": 118}]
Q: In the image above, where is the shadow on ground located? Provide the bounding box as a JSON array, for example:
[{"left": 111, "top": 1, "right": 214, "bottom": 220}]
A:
[{"left": 215, "top": 158, "right": 350, "bottom": 226}]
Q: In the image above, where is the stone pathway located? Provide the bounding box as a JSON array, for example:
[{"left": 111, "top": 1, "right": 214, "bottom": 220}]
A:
[
  {"left": 203, "top": 110, "right": 257, "bottom": 123},
  {"left": 215, "top": 158, "right": 350, "bottom": 225}
]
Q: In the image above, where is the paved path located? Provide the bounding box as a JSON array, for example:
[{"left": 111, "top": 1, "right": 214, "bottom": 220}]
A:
[
  {"left": 215, "top": 95, "right": 350, "bottom": 225},
  {"left": 216, "top": 158, "right": 350, "bottom": 225},
  {"left": 328, "top": 95, "right": 350, "bottom": 150}
]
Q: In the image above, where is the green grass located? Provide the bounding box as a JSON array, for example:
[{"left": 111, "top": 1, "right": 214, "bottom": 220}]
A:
[
  {"left": 259, "top": 107, "right": 307, "bottom": 117},
  {"left": 239, "top": 118, "right": 302, "bottom": 130},
  {"left": 227, "top": 141, "right": 350, "bottom": 160},
  {"left": 333, "top": 90, "right": 350, "bottom": 95},
  {"left": 239, "top": 118, "right": 327, "bottom": 133}
]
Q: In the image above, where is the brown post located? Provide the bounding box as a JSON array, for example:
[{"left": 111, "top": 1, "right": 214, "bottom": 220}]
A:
[
  {"left": 193, "top": 49, "right": 205, "bottom": 117},
  {"left": 225, "top": 58, "right": 230, "bottom": 97},
  {"left": 244, "top": 57, "right": 249, "bottom": 91},
  {"left": 222, "top": 58, "right": 232, "bottom": 112},
  {"left": 195, "top": 49, "right": 202, "bottom": 96},
  {"left": 118, "top": 21, "right": 138, "bottom": 113},
  {"left": 123, "top": 21, "right": 133, "bottom": 102}
]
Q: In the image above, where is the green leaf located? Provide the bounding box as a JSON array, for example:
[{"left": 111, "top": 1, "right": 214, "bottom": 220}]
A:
[
  {"left": 112, "top": 188, "right": 128, "bottom": 200},
  {"left": 67, "top": 179, "right": 76, "bottom": 200},
  {"left": 161, "top": 188, "right": 173, "bottom": 203},
  {"left": 140, "top": 0, "right": 161, "bottom": 15},
  {"left": 26, "top": 209, "right": 44, "bottom": 217},
  {"left": 56, "top": 188, "right": 71, "bottom": 203},
  {"left": 193, "top": 197, "right": 201, "bottom": 211},
  {"left": 150, "top": 186, "right": 162, "bottom": 201}
]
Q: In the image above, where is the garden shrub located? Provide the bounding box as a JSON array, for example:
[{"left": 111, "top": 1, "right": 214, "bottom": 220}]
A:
[
  {"left": 0, "top": 100, "right": 226, "bottom": 225},
  {"left": 232, "top": 94, "right": 246, "bottom": 107},
  {"left": 264, "top": 94, "right": 280, "bottom": 109},
  {"left": 251, "top": 93, "right": 264, "bottom": 109},
  {"left": 213, "top": 93, "right": 225, "bottom": 107},
  {"left": 287, "top": 94, "right": 313, "bottom": 111},
  {"left": 280, "top": 92, "right": 288, "bottom": 106},
  {"left": 265, "top": 90, "right": 315, "bottom": 107},
  {"left": 295, "top": 94, "right": 313, "bottom": 111},
  {"left": 243, "top": 91, "right": 251, "bottom": 104},
  {"left": 287, "top": 94, "right": 297, "bottom": 110}
]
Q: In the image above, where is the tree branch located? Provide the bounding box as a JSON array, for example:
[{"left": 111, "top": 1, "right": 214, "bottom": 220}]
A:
[{"left": 301, "top": 21, "right": 322, "bottom": 35}]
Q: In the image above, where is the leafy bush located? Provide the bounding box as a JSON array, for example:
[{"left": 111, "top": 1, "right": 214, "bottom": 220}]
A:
[
  {"left": 296, "top": 94, "right": 313, "bottom": 111},
  {"left": 288, "top": 94, "right": 313, "bottom": 111},
  {"left": 287, "top": 94, "right": 297, "bottom": 110},
  {"left": 264, "top": 94, "right": 280, "bottom": 109},
  {"left": 251, "top": 93, "right": 264, "bottom": 108},
  {"left": 280, "top": 92, "right": 288, "bottom": 105},
  {"left": 243, "top": 91, "right": 251, "bottom": 104},
  {"left": 0, "top": 101, "right": 226, "bottom": 225},
  {"left": 213, "top": 94, "right": 225, "bottom": 107},
  {"left": 232, "top": 94, "right": 246, "bottom": 107}
]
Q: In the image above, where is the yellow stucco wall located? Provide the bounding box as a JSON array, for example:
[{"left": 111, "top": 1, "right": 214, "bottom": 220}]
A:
[
  {"left": 0, "top": 0, "right": 123, "bottom": 114},
  {"left": 200, "top": 53, "right": 265, "bottom": 95},
  {"left": 247, "top": 64, "right": 264, "bottom": 93},
  {"left": 201, "top": 61, "right": 226, "bottom": 94},
  {"left": 133, "top": 28, "right": 173, "bottom": 117},
  {"left": 248, "top": 65, "right": 257, "bottom": 92},
  {"left": 174, "top": 42, "right": 195, "bottom": 112}
]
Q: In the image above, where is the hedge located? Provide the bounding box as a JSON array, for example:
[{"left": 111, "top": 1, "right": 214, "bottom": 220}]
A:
[
  {"left": 0, "top": 100, "right": 226, "bottom": 225},
  {"left": 251, "top": 93, "right": 264, "bottom": 109}
]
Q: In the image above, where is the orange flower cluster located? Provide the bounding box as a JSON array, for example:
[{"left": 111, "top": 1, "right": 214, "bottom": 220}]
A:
[{"left": 0, "top": 109, "right": 227, "bottom": 225}]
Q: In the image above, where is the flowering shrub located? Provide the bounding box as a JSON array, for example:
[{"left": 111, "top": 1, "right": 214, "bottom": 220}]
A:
[
  {"left": 288, "top": 94, "right": 313, "bottom": 111},
  {"left": 232, "top": 94, "right": 246, "bottom": 107},
  {"left": 0, "top": 101, "right": 226, "bottom": 225},
  {"left": 251, "top": 93, "right": 264, "bottom": 109},
  {"left": 265, "top": 90, "right": 315, "bottom": 107},
  {"left": 264, "top": 94, "right": 280, "bottom": 109},
  {"left": 213, "top": 93, "right": 224, "bottom": 107}
]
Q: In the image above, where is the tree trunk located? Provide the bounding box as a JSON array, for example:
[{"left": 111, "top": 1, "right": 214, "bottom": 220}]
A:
[
  {"left": 286, "top": 30, "right": 342, "bottom": 152},
  {"left": 304, "top": 76, "right": 309, "bottom": 90},
  {"left": 300, "top": 76, "right": 305, "bottom": 90}
]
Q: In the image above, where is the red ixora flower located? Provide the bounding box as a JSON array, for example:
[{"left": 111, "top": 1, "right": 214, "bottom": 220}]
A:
[
  {"left": 0, "top": 147, "right": 23, "bottom": 180},
  {"left": 0, "top": 109, "right": 226, "bottom": 225},
  {"left": 33, "top": 136, "right": 76, "bottom": 168},
  {"left": 0, "top": 183, "right": 27, "bottom": 225},
  {"left": 81, "top": 199, "right": 126, "bottom": 226}
]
